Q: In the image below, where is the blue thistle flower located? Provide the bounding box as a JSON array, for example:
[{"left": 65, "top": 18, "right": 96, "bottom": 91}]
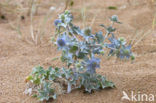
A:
[
  {"left": 108, "top": 37, "right": 120, "bottom": 49},
  {"left": 81, "top": 27, "right": 94, "bottom": 41},
  {"left": 57, "top": 38, "right": 66, "bottom": 48},
  {"left": 124, "top": 45, "right": 132, "bottom": 58},
  {"left": 110, "top": 15, "right": 118, "bottom": 22},
  {"left": 110, "top": 15, "right": 121, "bottom": 24},
  {"left": 117, "top": 45, "right": 132, "bottom": 59},
  {"left": 56, "top": 34, "right": 68, "bottom": 48},
  {"left": 84, "top": 27, "right": 91, "bottom": 36},
  {"left": 107, "top": 37, "right": 120, "bottom": 56},
  {"left": 54, "top": 19, "right": 62, "bottom": 26},
  {"left": 86, "top": 58, "right": 100, "bottom": 74}
]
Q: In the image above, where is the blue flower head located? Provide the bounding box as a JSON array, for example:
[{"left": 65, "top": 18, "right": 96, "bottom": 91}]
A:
[
  {"left": 84, "top": 27, "right": 91, "bottom": 36},
  {"left": 118, "top": 45, "right": 132, "bottom": 59},
  {"left": 86, "top": 58, "right": 100, "bottom": 74},
  {"left": 81, "top": 27, "right": 93, "bottom": 41},
  {"left": 108, "top": 37, "right": 120, "bottom": 48},
  {"left": 57, "top": 38, "right": 66, "bottom": 48},
  {"left": 56, "top": 35, "right": 67, "bottom": 48},
  {"left": 124, "top": 45, "right": 132, "bottom": 58},
  {"left": 110, "top": 15, "right": 121, "bottom": 24},
  {"left": 107, "top": 37, "right": 120, "bottom": 56},
  {"left": 54, "top": 19, "right": 62, "bottom": 26},
  {"left": 110, "top": 15, "right": 118, "bottom": 22}
]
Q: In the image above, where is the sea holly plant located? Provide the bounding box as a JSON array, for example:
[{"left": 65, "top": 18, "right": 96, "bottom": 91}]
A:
[{"left": 25, "top": 10, "right": 134, "bottom": 102}]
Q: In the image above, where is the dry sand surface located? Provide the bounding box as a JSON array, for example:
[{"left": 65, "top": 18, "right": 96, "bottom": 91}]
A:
[{"left": 0, "top": 0, "right": 156, "bottom": 103}]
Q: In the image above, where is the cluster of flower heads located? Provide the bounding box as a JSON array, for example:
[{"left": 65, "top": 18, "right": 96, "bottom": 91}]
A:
[
  {"left": 53, "top": 10, "right": 134, "bottom": 74},
  {"left": 106, "top": 36, "right": 134, "bottom": 59}
]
